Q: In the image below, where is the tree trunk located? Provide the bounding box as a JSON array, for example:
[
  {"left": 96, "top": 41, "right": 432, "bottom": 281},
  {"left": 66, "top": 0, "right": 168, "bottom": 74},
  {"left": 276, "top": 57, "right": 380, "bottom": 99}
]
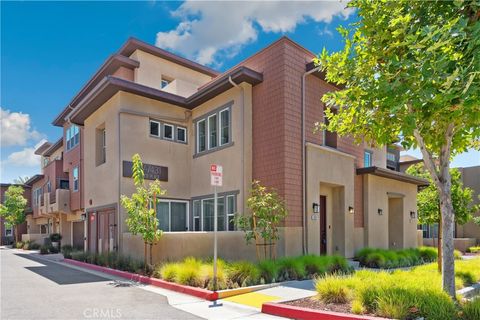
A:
[
  {"left": 13, "top": 225, "right": 17, "bottom": 244},
  {"left": 144, "top": 242, "right": 147, "bottom": 273},
  {"left": 437, "top": 216, "right": 442, "bottom": 273},
  {"left": 149, "top": 243, "right": 153, "bottom": 266}
]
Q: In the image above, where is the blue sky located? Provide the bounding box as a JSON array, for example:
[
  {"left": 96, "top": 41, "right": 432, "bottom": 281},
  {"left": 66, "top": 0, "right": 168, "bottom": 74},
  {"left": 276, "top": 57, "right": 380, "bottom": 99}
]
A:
[{"left": 1, "top": 1, "right": 478, "bottom": 183}]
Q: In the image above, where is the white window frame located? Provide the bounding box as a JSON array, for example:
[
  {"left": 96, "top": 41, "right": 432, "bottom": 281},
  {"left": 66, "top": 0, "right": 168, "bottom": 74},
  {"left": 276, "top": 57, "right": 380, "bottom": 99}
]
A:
[
  {"left": 364, "top": 151, "right": 372, "bottom": 167},
  {"left": 149, "top": 120, "right": 161, "bottom": 137},
  {"left": 176, "top": 126, "right": 187, "bottom": 143},
  {"left": 197, "top": 119, "right": 206, "bottom": 153},
  {"left": 219, "top": 108, "right": 230, "bottom": 146},
  {"left": 163, "top": 123, "right": 174, "bottom": 141},
  {"left": 158, "top": 200, "right": 189, "bottom": 232},
  {"left": 201, "top": 197, "right": 214, "bottom": 231},
  {"left": 66, "top": 125, "right": 80, "bottom": 151},
  {"left": 73, "top": 166, "right": 79, "bottom": 192},
  {"left": 226, "top": 195, "right": 236, "bottom": 231},
  {"left": 193, "top": 200, "right": 201, "bottom": 231},
  {"left": 207, "top": 114, "right": 218, "bottom": 149}
]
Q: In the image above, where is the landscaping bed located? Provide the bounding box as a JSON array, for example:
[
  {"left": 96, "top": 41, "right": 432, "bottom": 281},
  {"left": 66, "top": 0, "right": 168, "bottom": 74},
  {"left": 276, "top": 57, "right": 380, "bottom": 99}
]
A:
[
  {"left": 286, "top": 258, "right": 480, "bottom": 320},
  {"left": 355, "top": 246, "right": 462, "bottom": 269}
]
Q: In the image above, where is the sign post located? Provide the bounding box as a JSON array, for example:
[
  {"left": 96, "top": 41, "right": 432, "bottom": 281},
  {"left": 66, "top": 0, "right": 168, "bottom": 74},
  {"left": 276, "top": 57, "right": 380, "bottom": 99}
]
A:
[{"left": 209, "top": 164, "right": 223, "bottom": 308}]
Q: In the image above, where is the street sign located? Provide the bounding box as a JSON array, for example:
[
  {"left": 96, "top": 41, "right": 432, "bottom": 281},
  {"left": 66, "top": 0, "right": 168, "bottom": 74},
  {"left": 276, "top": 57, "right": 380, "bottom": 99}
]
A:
[{"left": 210, "top": 164, "right": 223, "bottom": 187}]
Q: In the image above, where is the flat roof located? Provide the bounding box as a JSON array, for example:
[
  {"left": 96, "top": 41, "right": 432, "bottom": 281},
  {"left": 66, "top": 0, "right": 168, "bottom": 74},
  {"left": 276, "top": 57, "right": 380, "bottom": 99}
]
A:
[{"left": 356, "top": 166, "right": 429, "bottom": 186}]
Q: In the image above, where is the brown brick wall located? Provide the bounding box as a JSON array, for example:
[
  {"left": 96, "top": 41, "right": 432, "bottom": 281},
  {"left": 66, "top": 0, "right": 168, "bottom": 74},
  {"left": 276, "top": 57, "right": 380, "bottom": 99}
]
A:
[{"left": 63, "top": 125, "right": 84, "bottom": 211}]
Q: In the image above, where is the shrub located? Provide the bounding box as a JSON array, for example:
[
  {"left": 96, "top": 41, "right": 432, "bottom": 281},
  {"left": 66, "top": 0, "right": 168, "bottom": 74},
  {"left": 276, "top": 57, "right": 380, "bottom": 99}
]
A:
[
  {"left": 15, "top": 241, "right": 24, "bottom": 249},
  {"left": 158, "top": 263, "right": 180, "bottom": 282},
  {"left": 48, "top": 246, "right": 60, "bottom": 254},
  {"left": 375, "top": 288, "right": 413, "bottom": 319},
  {"left": 61, "top": 245, "right": 74, "bottom": 258},
  {"left": 351, "top": 299, "right": 365, "bottom": 315},
  {"left": 71, "top": 250, "right": 88, "bottom": 261},
  {"left": 39, "top": 245, "right": 49, "bottom": 255},
  {"left": 316, "top": 274, "right": 351, "bottom": 304},
  {"left": 356, "top": 247, "right": 443, "bottom": 268},
  {"left": 462, "top": 297, "right": 480, "bottom": 320},
  {"left": 454, "top": 249, "right": 463, "bottom": 260},
  {"left": 49, "top": 233, "right": 62, "bottom": 242},
  {"left": 257, "top": 259, "right": 280, "bottom": 283},
  {"left": 228, "top": 261, "right": 260, "bottom": 287},
  {"left": 277, "top": 257, "right": 306, "bottom": 280},
  {"left": 417, "top": 246, "right": 437, "bottom": 263},
  {"left": 29, "top": 242, "right": 41, "bottom": 250},
  {"left": 467, "top": 246, "right": 480, "bottom": 253}
]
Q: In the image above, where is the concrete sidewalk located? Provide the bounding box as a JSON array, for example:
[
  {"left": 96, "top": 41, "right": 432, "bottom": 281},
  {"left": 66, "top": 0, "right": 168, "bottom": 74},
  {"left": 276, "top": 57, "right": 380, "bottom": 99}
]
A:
[{"left": 21, "top": 249, "right": 286, "bottom": 320}]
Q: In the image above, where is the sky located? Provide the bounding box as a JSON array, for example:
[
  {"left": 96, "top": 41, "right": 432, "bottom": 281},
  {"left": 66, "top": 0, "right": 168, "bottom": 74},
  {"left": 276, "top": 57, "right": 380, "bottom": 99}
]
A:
[{"left": 1, "top": 1, "right": 478, "bottom": 183}]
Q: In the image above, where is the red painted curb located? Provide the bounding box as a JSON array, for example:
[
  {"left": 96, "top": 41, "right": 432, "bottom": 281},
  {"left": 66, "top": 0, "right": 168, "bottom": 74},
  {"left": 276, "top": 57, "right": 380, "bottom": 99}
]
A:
[
  {"left": 262, "top": 303, "right": 388, "bottom": 320},
  {"left": 64, "top": 259, "right": 218, "bottom": 301}
]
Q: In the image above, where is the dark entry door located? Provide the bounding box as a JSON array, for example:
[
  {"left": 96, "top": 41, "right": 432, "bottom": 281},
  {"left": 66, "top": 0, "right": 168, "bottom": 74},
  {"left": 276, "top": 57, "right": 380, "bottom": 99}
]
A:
[{"left": 320, "top": 195, "right": 327, "bottom": 254}]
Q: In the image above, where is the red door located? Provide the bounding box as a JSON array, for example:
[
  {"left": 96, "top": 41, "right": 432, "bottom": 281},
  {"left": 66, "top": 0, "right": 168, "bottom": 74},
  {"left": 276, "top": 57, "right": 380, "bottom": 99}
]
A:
[{"left": 320, "top": 196, "right": 327, "bottom": 255}]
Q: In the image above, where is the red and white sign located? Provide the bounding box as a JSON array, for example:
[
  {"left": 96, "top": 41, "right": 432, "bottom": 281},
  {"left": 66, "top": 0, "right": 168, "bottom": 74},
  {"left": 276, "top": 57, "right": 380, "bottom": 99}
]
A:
[{"left": 210, "top": 164, "right": 223, "bottom": 187}]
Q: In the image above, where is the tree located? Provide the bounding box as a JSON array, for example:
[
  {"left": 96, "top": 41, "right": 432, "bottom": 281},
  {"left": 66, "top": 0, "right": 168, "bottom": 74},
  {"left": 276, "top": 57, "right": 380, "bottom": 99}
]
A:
[
  {"left": 120, "top": 154, "right": 165, "bottom": 270},
  {"left": 236, "top": 181, "right": 288, "bottom": 261},
  {"left": 407, "top": 163, "right": 479, "bottom": 271},
  {"left": 0, "top": 185, "right": 28, "bottom": 243},
  {"left": 316, "top": 0, "right": 480, "bottom": 297}
]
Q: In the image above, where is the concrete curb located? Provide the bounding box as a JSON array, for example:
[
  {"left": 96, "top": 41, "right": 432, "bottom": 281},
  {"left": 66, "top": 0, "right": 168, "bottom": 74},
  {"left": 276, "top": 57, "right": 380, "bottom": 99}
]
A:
[
  {"left": 262, "top": 302, "right": 389, "bottom": 320},
  {"left": 217, "top": 282, "right": 282, "bottom": 299},
  {"left": 457, "top": 282, "right": 480, "bottom": 299},
  {"left": 63, "top": 259, "right": 218, "bottom": 301}
]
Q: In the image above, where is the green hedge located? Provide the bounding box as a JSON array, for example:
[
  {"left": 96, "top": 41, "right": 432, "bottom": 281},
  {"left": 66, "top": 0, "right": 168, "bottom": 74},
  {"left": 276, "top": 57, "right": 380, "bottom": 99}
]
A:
[
  {"left": 355, "top": 247, "right": 462, "bottom": 269},
  {"left": 70, "top": 251, "right": 147, "bottom": 275}
]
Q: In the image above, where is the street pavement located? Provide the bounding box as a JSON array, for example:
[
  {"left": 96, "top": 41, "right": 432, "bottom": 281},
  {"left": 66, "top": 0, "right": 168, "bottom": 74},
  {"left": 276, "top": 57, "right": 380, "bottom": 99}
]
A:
[{"left": 0, "top": 248, "right": 200, "bottom": 320}]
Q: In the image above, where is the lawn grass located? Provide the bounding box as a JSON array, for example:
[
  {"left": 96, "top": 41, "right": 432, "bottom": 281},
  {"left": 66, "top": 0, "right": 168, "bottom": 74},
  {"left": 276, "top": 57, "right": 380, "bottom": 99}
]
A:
[{"left": 315, "top": 257, "right": 480, "bottom": 319}]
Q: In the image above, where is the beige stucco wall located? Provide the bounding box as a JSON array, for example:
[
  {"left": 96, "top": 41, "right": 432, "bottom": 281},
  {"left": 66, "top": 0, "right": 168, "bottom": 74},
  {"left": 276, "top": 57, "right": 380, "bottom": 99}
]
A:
[
  {"left": 306, "top": 143, "right": 356, "bottom": 258},
  {"left": 363, "top": 174, "right": 418, "bottom": 249},
  {"left": 129, "top": 50, "right": 212, "bottom": 94}
]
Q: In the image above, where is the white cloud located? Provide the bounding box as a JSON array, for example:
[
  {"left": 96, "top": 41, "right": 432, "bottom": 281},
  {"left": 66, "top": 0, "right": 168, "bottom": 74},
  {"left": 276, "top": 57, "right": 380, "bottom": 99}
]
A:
[
  {"left": 0, "top": 107, "right": 43, "bottom": 147},
  {"left": 156, "top": 1, "right": 353, "bottom": 66},
  {"left": 2, "top": 139, "right": 46, "bottom": 167}
]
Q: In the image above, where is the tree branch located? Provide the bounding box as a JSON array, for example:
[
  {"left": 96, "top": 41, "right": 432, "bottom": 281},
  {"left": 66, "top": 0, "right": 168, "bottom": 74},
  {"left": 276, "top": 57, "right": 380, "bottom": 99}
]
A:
[{"left": 413, "top": 128, "right": 442, "bottom": 189}]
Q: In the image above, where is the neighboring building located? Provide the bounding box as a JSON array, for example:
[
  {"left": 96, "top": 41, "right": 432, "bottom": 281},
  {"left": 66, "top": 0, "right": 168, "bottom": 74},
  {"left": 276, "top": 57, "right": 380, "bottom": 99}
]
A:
[
  {"left": 456, "top": 166, "right": 480, "bottom": 242},
  {"left": 22, "top": 36, "right": 427, "bottom": 261},
  {"left": 0, "top": 183, "right": 31, "bottom": 245}
]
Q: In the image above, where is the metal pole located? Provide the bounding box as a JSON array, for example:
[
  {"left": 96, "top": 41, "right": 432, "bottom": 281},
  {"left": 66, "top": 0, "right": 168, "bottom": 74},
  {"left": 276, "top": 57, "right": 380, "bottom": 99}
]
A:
[{"left": 213, "top": 185, "right": 218, "bottom": 292}]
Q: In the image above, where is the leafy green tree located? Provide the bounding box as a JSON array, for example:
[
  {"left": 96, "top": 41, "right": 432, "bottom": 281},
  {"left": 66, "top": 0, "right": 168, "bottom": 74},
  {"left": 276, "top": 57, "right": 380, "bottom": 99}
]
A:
[
  {"left": 407, "top": 163, "right": 479, "bottom": 271},
  {"left": 316, "top": 0, "right": 479, "bottom": 297},
  {"left": 120, "top": 154, "right": 165, "bottom": 270},
  {"left": 236, "top": 181, "right": 288, "bottom": 260},
  {"left": 0, "top": 185, "right": 28, "bottom": 243}
]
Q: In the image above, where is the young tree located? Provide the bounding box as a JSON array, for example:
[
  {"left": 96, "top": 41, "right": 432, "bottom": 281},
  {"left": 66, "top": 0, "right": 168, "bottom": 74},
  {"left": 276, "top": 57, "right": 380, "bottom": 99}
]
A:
[
  {"left": 407, "top": 163, "right": 479, "bottom": 271},
  {"left": 0, "top": 185, "right": 28, "bottom": 243},
  {"left": 316, "top": 1, "right": 479, "bottom": 297},
  {"left": 120, "top": 154, "right": 165, "bottom": 270},
  {"left": 236, "top": 181, "right": 288, "bottom": 260}
]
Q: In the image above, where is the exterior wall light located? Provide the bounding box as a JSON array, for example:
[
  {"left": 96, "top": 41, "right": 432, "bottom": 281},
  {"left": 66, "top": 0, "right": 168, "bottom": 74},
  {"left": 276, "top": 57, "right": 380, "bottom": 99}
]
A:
[
  {"left": 348, "top": 206, "right": 354, "bottom": 214},
  {"left": 312, "top": 203, "right": 320, "bottom": 214},
  {"left": 378, "top": 208, "right": 383, "bottom": 215},
  {"left": 410, "top": 211, "right": 416, "bottom": 219}
]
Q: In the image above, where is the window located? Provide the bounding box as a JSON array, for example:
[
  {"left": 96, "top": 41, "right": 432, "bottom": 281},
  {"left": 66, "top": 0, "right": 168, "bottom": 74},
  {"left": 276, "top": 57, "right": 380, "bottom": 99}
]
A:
[
  {"left": 177, "top": 127, "right": 187, "bottom": 143},
  {"left": 150, "top": 121, "right": 160, "bottom": 137},
  {"left": 161, "top": 78, "right": 171, "bottom": 89},
  {"left": 195, "top": 103, "right": 233, "bottom": 155},
  {"left": 46, "top": 181, "right": 51, "bottom": 193},
  {"left": 33, "top": 188, "right": 42, "bottom": 207},
  {"left": 197, "top": 119, "right": 206, "bottom": 152},
  {"left": 364, "top": 151, "right": 372, "bottom": 167},
  {"left": 101, "top": 129, "right": 106, "bottom": 164},
  {"left": 73, "top": 166, "right": 79, "bottom": 192},
  {"left": 193, "top": 200, "right": 201, "bottom": 231},
  {"left": 96, "top": 126, "right": 106, "bottom": 166},
  {"left": 59, "top": 180, "right": 69, "bottom": 190},
  {"left": 208, "top": 114, "right": 217, "bottom": 149},
  {"left": 192, "top": 193, "right": 237, "bottom": 232},
  {"left": 156, "top": 200, "right": 188, "bottom": 232},
  {"left": 43, "top": 157, "right": 49, "bottom": 168},
  {"left": 220, "top": 109, "right": 230, "bottom": 145},
  {"left": 387, "top": 152, "right": 396, "bottom": 162},
  {"left": 163, "top": 124, "right": 174, "bottom": 140},
  {"left": 5, "top": 226, "right": 12, "bottom": 237},
  {"left": 202, "top": 198, "right": 215, "bottom": 231},
  {"left": 66, "top": 124, "right": 80, "bottom": 151},
  {"left": 227, "top": 195, "right": 236, "bottom": 231}
]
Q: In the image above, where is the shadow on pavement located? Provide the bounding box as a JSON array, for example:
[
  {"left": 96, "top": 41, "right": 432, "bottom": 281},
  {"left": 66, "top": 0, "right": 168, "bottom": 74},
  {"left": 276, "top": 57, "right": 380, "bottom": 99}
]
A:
[
  {"left": 15, "top": 253, "right": 108, "bottom": 285},
  {"left": 282, "top": 279, "right": 316, "bottom": 291}
]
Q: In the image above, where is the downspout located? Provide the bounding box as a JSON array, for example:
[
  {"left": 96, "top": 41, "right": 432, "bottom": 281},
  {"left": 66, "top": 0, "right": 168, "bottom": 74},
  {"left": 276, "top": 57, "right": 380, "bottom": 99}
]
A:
[
  {"left": 302, "top": 66, "right": 321, "bottom": 255},
  {"left": 228, "top": 76, "right": 245, "bottom": 216}
]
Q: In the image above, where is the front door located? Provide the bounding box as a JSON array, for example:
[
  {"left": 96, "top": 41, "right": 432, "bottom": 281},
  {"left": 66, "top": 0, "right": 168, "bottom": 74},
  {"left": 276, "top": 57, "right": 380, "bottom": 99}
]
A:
[
  {"left": 98, "top": 209, "right": 117, "bottom": 253},
  {"left": 320, "top": 195, "right": 327, "bottom": 255}
]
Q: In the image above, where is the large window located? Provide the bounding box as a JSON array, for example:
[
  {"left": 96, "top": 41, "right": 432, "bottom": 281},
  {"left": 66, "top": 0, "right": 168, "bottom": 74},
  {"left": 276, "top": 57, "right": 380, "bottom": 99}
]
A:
[
  {"left": 73, "top": 167, "right": 79, "bottom": 192},
  {"left": 156, "top": 200, "right": 188, "bottom": 232},
  {"left": 66, "top": 125, "right": 80, "bottom": 151},
  {"left": 192, "top": 193, "right": 237, "bottom": 231},
  {"left": 364, "top": 151, "right": 372, "bottom": 167},
  {"left": 195, "top": 104, "right": 232, "bottom": 155}
]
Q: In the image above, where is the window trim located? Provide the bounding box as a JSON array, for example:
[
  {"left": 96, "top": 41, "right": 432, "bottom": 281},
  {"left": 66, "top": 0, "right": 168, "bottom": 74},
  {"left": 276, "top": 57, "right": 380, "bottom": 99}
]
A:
[
  {"left": 66, "top": 124, "right": 80, "bottom": 152},
  {"left": 190, "top": 191, "right": 238, "bottom": 232},
  {"left": 157, "top": 199, "right": 189, "bottom": 232},
  {"left": 197, "top": 119, "right": 206, "bottom": 153},
  {"left": 149, "top": 120, "right": 161, "bottom": 137},
  {"left": 364, "top": 150, "right": 373, "bottom": 167},
  {"left": 101, "top": 129, "right": 106, "bottom": 164},
  {"left": 149, "top": 119, "right": 187, "bottom": 144},
  {"left": 176, "top": 126, "right": 187, "bottom": 144},
  {"left": 226, "top": 195, "right": 236, "bottom": 231},
  {"left": 4, "top": 225, "right": 13, "bottom": 237},
  {"left": 219, "top": 108, "right": 230, "bottom": 146},
  {"left": 207, "top": 114, "right": 218, "bottom": 149},
  {"left": 73, "top": 166, "right": 79, "bottom": 192},
  {"left": 163, "top": 123, "right": 174, "bottom": 141}
]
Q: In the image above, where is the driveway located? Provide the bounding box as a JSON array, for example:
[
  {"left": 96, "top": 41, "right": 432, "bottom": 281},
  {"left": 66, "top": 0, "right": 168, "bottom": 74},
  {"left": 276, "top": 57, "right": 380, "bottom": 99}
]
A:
[{"left": 0, "top": 248, "right": 201, "bottom": 320}]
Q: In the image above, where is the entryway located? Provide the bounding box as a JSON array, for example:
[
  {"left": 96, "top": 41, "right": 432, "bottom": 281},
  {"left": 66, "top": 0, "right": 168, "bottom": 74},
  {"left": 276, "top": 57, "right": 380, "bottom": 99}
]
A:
[
  {"left": 320, "top": 195, "right": 327, "bottom": 255},
  {"left": 88, "top": 208, "right": 117, "bottom": 253},
  {"left": 388, "top": 196, "right": 404, "bottom": 249}
]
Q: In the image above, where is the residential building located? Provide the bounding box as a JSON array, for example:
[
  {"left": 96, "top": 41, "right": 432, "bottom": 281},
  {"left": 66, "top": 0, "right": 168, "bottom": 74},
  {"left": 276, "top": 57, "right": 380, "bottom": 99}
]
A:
[
  {"left": 0, "top": 183, "right": 31, "bottom": 245},
  {"left": 22, "top": 36, "right": 427, "bottom": 261}
]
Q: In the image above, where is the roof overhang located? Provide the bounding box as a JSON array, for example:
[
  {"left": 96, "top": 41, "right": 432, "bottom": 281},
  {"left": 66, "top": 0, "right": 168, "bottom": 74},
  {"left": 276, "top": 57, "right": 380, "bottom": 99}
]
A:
[
  {"left": 43, "top": 138, "right": 63, "bottom": 157},
  {"left": 118, "top": 37, "right": 219, "bottom": 77},
  {"left": 52, "top": 54, "right": 140, "bottom": 127},
  {"left": 34, "top": 142, "right": 52, "bottom": 155},
  {"left": 306, "top": 61, "right": 345, "bottom": 89},
  {"left": 356, "top": 166, "right": 429, "bottom": 186},
  {"left": 69, "top": 66, "right": 263, "bottom": 125},
  {"left": 24, "top": 174, "right": 44, "bottom": 186}
]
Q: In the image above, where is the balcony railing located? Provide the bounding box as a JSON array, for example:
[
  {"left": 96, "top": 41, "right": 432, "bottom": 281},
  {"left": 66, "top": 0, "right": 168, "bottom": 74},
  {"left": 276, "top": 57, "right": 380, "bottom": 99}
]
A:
[{"left": 49, "top": 192, "right": 56, "bottom": 204}]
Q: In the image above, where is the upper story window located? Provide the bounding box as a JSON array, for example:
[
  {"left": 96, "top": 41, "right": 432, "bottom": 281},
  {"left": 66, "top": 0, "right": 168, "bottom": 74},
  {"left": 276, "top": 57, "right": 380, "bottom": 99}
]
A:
[
  {"left": 161, "top": 76, "right": 173, "bottom": 89},
  {"left": 42, "top": 157, "right": 49, "bottom": 168},
  {"left": 96, "top": 125, "right": 106, "bottom": 166},
  {"left": 149, "top": 120, "right": 187, "bottom": 144},
  {"left": 66, "top": 125, "right": 80, "bottom": 151},
  {"left": 73, "top": 166, "right": 79, "bottom": 192},
  {"left": 46, "top": 181, "right": 51, "bottom": 193},
  {"left": 387, "top": 152, "right": 396, "bottom": 162},
  {"left": 364, "top": 151, "right": 372, "bottom": 167},
  {"left": 33, "top": 188, "right": 42, "bottom": 207},
  {"left": 195, "top": 104, "right": 232, "bottom": 155},
  {"left": 323, "top": 108, "right": 337, "bottom": 148}
]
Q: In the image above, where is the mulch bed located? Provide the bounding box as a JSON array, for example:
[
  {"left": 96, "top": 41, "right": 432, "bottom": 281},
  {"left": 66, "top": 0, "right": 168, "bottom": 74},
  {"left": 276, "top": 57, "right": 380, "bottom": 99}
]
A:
[{"left": 283, "top": 296, "right": 376, "bottom": 317}]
